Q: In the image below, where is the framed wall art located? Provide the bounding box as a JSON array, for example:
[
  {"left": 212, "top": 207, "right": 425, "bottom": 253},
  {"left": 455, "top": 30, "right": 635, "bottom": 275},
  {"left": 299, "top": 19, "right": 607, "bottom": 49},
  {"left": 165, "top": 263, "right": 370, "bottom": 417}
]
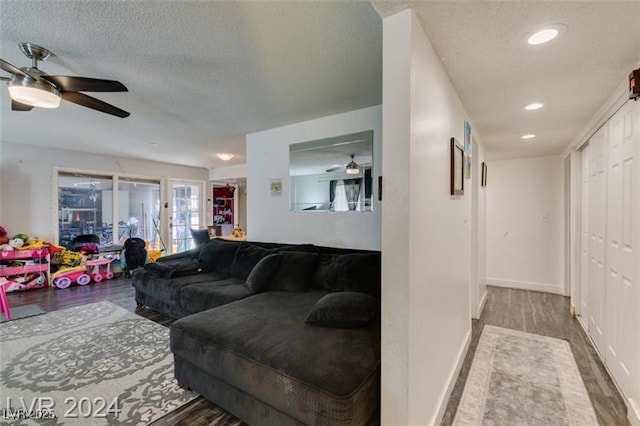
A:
[{"left": 450, "top": 137, "right": 464, "bottom": 196}]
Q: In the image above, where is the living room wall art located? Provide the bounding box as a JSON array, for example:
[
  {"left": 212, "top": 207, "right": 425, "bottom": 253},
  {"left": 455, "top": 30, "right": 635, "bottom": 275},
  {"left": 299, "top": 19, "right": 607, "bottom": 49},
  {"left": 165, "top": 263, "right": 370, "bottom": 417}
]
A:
[
  {"left": 451, "top": 137, "right": 465, "bottom": 196},
  {"left": 270, "top": 178, "right": 282, "bottom": 196}
]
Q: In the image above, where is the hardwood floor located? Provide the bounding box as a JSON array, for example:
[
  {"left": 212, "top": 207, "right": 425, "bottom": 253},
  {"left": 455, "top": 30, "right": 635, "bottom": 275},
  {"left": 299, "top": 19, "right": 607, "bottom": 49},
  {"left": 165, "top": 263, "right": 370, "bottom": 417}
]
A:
[
  {"left": 7, "top": 283, "right": 628, "bottom": 425},
  {"left": 5, "top": 279, "right": 244, "bottom": 426},
  {"left": 441, "top": 286, "right": 630, "bottom": 426}
]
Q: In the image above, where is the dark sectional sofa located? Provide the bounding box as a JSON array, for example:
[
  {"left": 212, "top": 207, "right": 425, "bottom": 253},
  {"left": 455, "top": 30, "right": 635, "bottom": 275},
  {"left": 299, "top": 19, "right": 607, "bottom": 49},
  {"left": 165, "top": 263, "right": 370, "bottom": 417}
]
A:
[{"left": 131, "top": 239, "right": 381, "bottom": 425}]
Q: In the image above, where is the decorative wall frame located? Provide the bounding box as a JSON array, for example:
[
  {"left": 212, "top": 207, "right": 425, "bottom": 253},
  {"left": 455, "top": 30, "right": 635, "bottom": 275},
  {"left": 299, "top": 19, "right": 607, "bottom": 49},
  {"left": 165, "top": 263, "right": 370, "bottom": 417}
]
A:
[
  {"left": 481, "top": 162, "right": 488, "bottom": 187},
  {"left": 451, "top": 137, "right": 465, "bottom": 196}
]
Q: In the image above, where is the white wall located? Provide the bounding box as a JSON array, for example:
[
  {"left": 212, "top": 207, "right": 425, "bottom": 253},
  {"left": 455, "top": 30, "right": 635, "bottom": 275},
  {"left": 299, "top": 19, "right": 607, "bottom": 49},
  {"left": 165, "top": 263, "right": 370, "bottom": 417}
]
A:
[
  {"left": 382, "top": 10, "right": 473, "bottom": 424},
  {"left": 246, "top": 105, "right": 381, "bottom": 250},
  {"left": 0, "top": 141, "right": 208, "bottom": 242},
  {"left": 208, "top": 163, "right": 247, "bottom": 181},
  {"left": 474, "top": 141, "right": 488, "bottom": 316},
  {"left": 486, "top": 155, "right": 565, "bottom": 294}
]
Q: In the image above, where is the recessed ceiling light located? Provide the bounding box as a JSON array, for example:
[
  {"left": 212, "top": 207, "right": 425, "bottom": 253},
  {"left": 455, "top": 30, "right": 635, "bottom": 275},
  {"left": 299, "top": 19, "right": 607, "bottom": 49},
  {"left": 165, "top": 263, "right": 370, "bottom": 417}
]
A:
[
  {"left": 525, "top": 103, "right": 544, "bottom": 111},
  {"left": 528, "top": 29, "right": 558, "bottom": 45},
  {"left": 521, "top": 134, "right": 536, "bottom": 140},
  {"left": 216, "top": 153, "right": 234, "bottom": 161},
  {"left": 527, "top": 25, "right": 566, "bottom": 45}
]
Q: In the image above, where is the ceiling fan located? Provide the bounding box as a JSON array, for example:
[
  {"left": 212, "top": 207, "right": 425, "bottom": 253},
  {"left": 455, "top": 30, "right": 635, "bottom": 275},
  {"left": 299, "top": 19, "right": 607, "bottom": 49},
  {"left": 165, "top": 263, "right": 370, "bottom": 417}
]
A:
[
  {"left": 0, "top": 42, "right": 130, "bottom": 118},
  {"left": 326, "top": 154, "right": 369, "bottom": 174}
]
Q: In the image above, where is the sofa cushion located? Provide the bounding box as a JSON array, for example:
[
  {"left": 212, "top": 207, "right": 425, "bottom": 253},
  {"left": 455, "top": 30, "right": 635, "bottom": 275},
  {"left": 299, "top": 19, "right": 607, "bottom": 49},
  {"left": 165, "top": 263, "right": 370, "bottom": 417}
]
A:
[
  {"left": 170, "top": 291, "right": 380, "bottom": 426},
  {"left": 313, "top": 253, "right": 381, "bottom": 297},
  {"left": 230, "top": 243, "right": 278, "bottom": 280},
  {"left": 306, "top": 292, "right": 378, "bottom": 328},
  {"left": 144, "top": 257, "right": 201, "bottom": 278},
  {"left": 245, "top": 253, "right": 282, "bottom": 293},
  {"left": 180, "top": 279, "right": 253, "bottom": 315},
  {"left": 132, "top": 269, "right": 228, "bottom": 306},
  {"left": 270, "top": 251, "right": 320, "bottom": 292},
  {"left": 197, "top": 239, "right": 240, "bottom": 275}
]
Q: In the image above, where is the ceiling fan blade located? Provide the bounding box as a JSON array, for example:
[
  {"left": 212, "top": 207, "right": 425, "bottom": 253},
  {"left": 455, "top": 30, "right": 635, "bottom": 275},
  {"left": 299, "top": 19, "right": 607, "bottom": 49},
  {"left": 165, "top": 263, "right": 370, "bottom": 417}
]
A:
[
  {"left": 62, "top": 91, "right": 130, "bottom": 118},
  {"left": 43, "top": 75, "right": 128, "bottom": 92},
  {"left": 0, "top": 58, "right": 32, "bottom": 79},
  {"left": 325, "top": 165, "right": 345, "bottom": 173},
  {"left": 11, "top": 100, "right": 34, "bottom": 111}
]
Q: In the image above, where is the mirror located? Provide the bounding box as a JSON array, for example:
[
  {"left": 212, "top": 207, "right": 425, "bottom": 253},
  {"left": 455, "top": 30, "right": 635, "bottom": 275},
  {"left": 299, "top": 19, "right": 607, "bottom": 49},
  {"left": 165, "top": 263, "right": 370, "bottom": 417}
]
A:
[{"left": 289, "top": 130, "right": 373, "bottom": 212}]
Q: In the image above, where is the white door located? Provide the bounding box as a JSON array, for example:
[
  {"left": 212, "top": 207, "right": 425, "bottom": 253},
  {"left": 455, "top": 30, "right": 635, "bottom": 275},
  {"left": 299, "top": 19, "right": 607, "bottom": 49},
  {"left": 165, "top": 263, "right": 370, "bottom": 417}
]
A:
[
  {"left": 605, "top": 101, "right": 639, "bottom": 400},
  {"left": 588, "top": 125, "right": 607, "bottom": 354},
  {"left": 579, "top": 144, "right": 590, "bottom": 328},
  {"left": 169, "top": 181, "right": 203, "bottom": 253}
]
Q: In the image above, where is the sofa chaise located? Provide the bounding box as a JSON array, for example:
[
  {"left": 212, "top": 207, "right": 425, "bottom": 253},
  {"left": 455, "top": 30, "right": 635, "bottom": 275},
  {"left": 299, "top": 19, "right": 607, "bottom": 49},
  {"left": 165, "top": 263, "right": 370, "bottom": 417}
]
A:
[{"left": 131, "top": 238, "right": 381, "bottom": 425}]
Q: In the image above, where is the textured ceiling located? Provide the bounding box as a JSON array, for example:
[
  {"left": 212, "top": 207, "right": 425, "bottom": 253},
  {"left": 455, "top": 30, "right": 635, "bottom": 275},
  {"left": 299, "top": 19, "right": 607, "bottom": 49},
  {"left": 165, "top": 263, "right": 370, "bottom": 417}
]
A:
[
  {"left": 372, "top": 1, "right": 640, "bottom": 160},
  {"left": 0, "top": 1, "right": 382, "bottom": 168},
  {"left": 2, "top": 2, "right": 638, "bottom": 167}
]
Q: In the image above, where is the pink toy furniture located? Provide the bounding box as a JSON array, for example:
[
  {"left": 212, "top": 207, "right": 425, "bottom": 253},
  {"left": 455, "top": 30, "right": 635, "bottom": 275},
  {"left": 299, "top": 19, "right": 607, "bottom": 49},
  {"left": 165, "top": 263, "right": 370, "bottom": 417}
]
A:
[
  {"left": 0, "top": 278, "right": 11, "bottom": 320},
  {"left": 86, "top": 258, "right": 114, "bottom": 283}
]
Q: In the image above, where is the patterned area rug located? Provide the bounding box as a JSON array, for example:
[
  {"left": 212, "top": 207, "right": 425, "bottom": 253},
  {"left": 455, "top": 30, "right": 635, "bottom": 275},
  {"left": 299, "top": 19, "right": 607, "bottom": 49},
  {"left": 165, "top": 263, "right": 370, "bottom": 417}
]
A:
[
  {"left": 453, "top": 325, "right": 598, "bottom": 425},
  {"left": 0, "top": 301, "right": 197, "bottom": 425}
]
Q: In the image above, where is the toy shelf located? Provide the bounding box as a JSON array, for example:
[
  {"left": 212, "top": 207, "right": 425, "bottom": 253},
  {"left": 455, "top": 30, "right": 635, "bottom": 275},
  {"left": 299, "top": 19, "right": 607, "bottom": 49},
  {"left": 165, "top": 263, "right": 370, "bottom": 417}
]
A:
[
  {"left": 0, "top": 249, "right": 50, "bottom": 292},
  {"left": 0, "top": 248, "right": 49, "bottom": 260},
  {"left": 0, "top": 263, "right": 48, "bottom": 276}
]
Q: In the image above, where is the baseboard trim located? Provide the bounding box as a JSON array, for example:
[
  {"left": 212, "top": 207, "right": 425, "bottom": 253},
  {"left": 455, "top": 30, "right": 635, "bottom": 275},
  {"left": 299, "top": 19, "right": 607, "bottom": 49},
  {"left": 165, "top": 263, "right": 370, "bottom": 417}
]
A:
[
  {"left": 486, "top": 278, "right": 565, "bottom": 295},
  {"left": 478, "top": 289, "right": 488, "bottom": 316},
  {"left": 432, "top": 327, "right": 472, "bottom": 425},
  {"left": 576, "top": 315, "right": 640, "bottom": 426}
]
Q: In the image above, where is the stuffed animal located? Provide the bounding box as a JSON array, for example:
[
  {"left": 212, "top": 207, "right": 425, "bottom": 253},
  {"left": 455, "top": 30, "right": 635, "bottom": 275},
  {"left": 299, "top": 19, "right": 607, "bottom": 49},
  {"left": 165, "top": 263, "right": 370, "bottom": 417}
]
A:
[
  {"left": 8, "top": 238, "right": 24, "bottom": 249},
  {"left": 0, "top": 244, "right": 13, "bottom": 251}
]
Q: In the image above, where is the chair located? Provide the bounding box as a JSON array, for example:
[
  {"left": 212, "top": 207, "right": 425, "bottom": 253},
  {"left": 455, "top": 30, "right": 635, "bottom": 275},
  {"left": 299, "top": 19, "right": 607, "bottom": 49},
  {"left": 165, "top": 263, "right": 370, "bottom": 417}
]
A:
[
  {"left": 0, "top": 280, "right": 11, "bottom": 320},
  {"left": 69, "top": 234, "right": 101, "bottom": 252},
  {"left": 190, "top": 228, "right": 211, "bottom": 247}
]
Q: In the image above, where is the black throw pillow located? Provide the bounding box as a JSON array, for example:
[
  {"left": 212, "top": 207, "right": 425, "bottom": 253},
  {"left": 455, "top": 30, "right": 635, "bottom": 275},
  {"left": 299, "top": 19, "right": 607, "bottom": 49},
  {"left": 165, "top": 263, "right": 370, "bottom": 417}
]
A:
[
  {"left": 335, "top": 253, "right": 381, "bottom": 297},
  {"left": 306, "top": 292, "right": 378, "bottom": 328},
  {"left": 269, "top": 251, "right": 320, "bottom": 292},
  {"left": 312, "top": 253, "right": 381, "bottom": 297},
  {"left": 231, "top": 243, "right": 278, "bottom": 280},
  {"left": 246, "top": 254, "right": 282, "bottom": 293},
  {"left": 197, "top": 239, "right": 240, "bottom": 275}
]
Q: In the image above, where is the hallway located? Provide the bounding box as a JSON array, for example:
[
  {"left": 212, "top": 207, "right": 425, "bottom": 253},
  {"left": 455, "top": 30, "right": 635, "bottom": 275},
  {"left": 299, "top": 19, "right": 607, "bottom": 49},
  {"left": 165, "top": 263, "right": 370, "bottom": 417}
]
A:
[{"left": 442, "top": 286, "right": 629, "bottom": 425}]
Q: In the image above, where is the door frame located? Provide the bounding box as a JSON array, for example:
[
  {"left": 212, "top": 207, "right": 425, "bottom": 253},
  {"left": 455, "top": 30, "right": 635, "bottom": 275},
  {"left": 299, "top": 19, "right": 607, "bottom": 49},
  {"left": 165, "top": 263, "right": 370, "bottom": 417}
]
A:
[{"left": 167, "top": 179, "right": 206, "bottom": 254}]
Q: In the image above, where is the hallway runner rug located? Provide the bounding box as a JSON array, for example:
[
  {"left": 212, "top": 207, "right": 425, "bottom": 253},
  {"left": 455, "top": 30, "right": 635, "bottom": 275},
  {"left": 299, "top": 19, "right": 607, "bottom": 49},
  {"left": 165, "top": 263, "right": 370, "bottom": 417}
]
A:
[
  {"left": 0, "top": 301, "right": 197, "bottom": 425},
  {"left": 453, "top": 325, "right": 598, "bottom": 425}
]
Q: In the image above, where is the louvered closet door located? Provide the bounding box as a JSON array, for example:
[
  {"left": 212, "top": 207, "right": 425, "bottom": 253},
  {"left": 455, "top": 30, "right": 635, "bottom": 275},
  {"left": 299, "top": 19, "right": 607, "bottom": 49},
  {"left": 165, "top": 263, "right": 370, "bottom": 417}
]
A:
[
  {"left": 605, "top": 101, "right": 639, "bottom": 401},
  {"left": 589, "top": 126, "right": 607, "bottom": 354},
  {"left": 580, "top": 145, "right": 590, "bottom": 327}
]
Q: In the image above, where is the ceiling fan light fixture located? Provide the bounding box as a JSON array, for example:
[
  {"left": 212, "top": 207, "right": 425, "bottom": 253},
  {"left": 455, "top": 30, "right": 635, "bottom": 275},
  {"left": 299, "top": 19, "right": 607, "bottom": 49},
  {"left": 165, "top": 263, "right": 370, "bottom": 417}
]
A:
[
  {"left": 346, "top": 154, "right": 360, "bottom": 175},
  {"left": 8, "top": 77, "right": 60, "bottom": 108}
]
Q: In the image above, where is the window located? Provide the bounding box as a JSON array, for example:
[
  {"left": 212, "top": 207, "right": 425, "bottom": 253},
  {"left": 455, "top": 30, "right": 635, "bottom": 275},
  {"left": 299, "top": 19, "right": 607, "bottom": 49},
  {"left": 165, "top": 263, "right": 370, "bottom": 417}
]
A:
[{"left": 57, "top": 172, "right": 161, "bottom": 250}]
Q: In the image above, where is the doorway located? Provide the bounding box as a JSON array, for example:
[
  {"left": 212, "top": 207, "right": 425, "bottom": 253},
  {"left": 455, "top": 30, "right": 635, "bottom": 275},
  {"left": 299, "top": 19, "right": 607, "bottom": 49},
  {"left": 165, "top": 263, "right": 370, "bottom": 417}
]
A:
[{"left": 169, "top": 181, "right": 203, "bottom": 253}]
